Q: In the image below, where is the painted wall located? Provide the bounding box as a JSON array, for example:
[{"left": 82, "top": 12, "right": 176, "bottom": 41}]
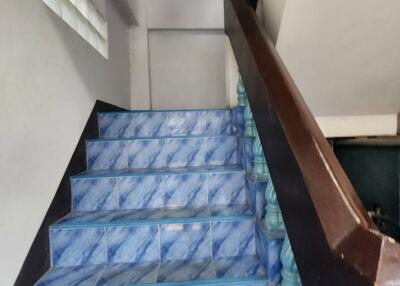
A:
[
  {"left": 275, "top": 0, "right": 400, "bottom": 136},
  {"left": 0, "top": 1, "right": 130, "bottom": 284},
  {"left": 128, "top": 0, "right": 227, "bottom": 110},
  {"left": 257, "top": 0, "right": 287, "bottom": 44}
]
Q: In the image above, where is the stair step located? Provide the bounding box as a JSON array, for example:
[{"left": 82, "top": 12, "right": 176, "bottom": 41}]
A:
[
  {"left": 49, "top": 205, "right": 255, "bottom": 267},
  {"left": 86, "top": 135, "right": 239, "bottom": 171},
  {"left": 71, "top": 166, "right": 245, "bottom": 211},
  {"left": 36, "top": 256, "right": 266, "bottom": 286},
  {"left": 98, "top": 109, "right": 235, "bottom": 139}
]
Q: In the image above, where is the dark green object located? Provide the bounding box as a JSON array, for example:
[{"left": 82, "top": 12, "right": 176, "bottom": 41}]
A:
[{"left": 334, "top": 138, "right": 400, "bottom": 241}]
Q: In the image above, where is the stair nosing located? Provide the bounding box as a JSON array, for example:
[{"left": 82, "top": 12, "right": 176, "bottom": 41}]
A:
[
  {"left": 51, "top": 211, "right": 254, "bottom": 230},
  {"left": 87, "top": 134, "right": 239, "bottom": 143},
  {"left": 98, "top": 108, "right": 232, "bottom": 115},
  {"left": 71, "top": 166, "right": 244, "bottom": 179}
]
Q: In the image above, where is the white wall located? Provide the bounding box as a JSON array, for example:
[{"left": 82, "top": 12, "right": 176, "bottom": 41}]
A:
[
  {"left": 276, "top": 0, "right": 400, "bottom": 133},
  {"left": 128, "top": 0, "right": 227, "bottom": 110},
  {"left": 0, "top": 1, "right": 130, "bottom": 284},
  {"left": 149, "top": 30, "right": 227, "bottom": 109},
  {"left": 258, "top": 0, "right": 287, "bottom": 44}
]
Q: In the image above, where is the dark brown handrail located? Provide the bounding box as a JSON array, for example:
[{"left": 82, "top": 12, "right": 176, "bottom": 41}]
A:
[{"left": 225, "top": 1, "right": 400, "bottom": 285}]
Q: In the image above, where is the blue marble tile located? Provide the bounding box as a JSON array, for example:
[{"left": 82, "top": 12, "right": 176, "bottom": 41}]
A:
[
  {"left": 35, "top": 265, "right": 104, "bottom": 286},
  {"left": 214, "top": 255, "right": 265, "bottom": 279},
  {"left": 119, "top": 176, "right": 164, "bottom": 210},
  {"left": 71, "top": 178, "right": 118, "bottom": 211},
  {"left": 232, "top": 106, "right": 245, "bottom": 135},
  {"left": 166, "top": 138, "right": 205, "bottom": 168},
  {"left": 244, "top": 137, "right": 255, "bottom": 173},
  {"left": 126, "top": 140, "right": 167, "bottom": 169},
  {"left": 208, "top": 172, "right": 246, "bottom": 206},
  {"left": 160, "top": 223, "right": 211, "bottom": 261},
  {"left": 212, "top": 220, "right": 255, "bottom": 258},
  {"left": 50, "top": 228, "right": 107, "bottom": 267},
  {"left": 130, "top": 112, "right": 167, "bottom": 137},
  {"left": 247, "top": 175, "right": 268, "bottom": 220},
  {"left": 245, "top": 177, "right": 256, "bottom": 213},
  {"left": 107, "top": 225, "right": 159, "bottom": 263},
  {"left": 55, "top": 211, "right": 117, "bottom": 226},
  {"left": 255, "top": 224, "right": 284, "bottom": 286},
  {"left": 210, "top": 204, "right": 252, "bottom": 217},
  {"left": 96, "top": 262, "right": 159, "bottom": 286},
  {"left": 202, "top": 110, "right": 232, "bottom": 135},
  {"left": 87, "top": 141, "right": 127, "bottom": 171},
  {"left": 205, "top": 137, "right": 238, "bottom": 166},
  {"left": 165, "top": 111, "right": 203, "bottom": 136},
  {"left": 164, "top": 174, "right": 207, "bottom": 208},
  {"left": 158, "top": 259, "right": 216, "bottom": 283},
  {"left": 238, "top": 137, "right": 246, "bottom": 170},
  {"left": 99, "top": 113, "right": 131, "bottom": 139}
]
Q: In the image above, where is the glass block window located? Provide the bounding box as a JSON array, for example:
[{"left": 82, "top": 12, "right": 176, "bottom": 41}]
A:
[{"left": 42, "top": 0, "right": 109, "bottom": 58}]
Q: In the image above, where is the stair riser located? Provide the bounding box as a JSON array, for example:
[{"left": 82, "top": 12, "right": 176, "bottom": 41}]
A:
[
  {"left": 87, "top": 137, "right": 239, "bottom": 171},
  {"left": 49, "top": 219, "right": 255, "bottom": 267},
  {"left": 71, "top": 171, "right": 246, "bottom": 211},
  {"left": 98, "top": 110, "right": 234, "bottom": 139},
  {"left": 256, "top": 224, "right": 285, "bottom": 285}
]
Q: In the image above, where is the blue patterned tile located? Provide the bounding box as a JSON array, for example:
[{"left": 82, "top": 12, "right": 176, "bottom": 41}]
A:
[
  {"left": 56, "top": 211, "right": 119, "bottom": 227},
  {"left": 71, "top": 178, "right": 118, "bottom": 211},
  {"left": 87, "top": 141, "right": 127, "bottom": 171},
  {"left": 166, "top": 138, "right": 205, "bottom": 168},
  {"left": 232, "top": 106, "right": 245, "bottom": 135},
  {"left": 255, "top": 224, "right": 284, "bottom": 285},
  {"left": 50, "top": 228, "right": 107, "bottom": 267},
  {"left": 119, "top": 176, "right": 164, "bottom": 210},
  {"left": 165, "top": 111, "right": 203, "bottom": 136},
  {"left": 214, "top": 256, "right": 265, "bottom": 279},
  {"left": 208, "top": 172, "right": 246, "bottom": 206},
  {"left": 35, "top": 265, "right": 104, "bottom": 286},
  {"left": 244, "top": 137, "right": 255, "bottom": 172},
  {"left": 129, "top": 112, "right": 167, "bottom": 137},
  {"left": 238, "top": 137, "right": 246, "bottom": 170},
  {"left": 160, "top": 223, "right": 211, "bottom": 261},
  {"left": 99, "top": 113, "right": 131, "bottom": 139},
  {"left": 210, "top": 204, "right": 252, "bottom": 216},
  {"left": 126, "top": 140, "right": 167, "bottom": 169},
  {"left": 212, "top": 220, "right": 255, "bottom": 258},
  {"left": 164, "top": 174, "right": 207, "bottom": 208},
  {"left": 107, "top": 225, "right": 159, "bottom": 263},
  {"left": 202, "top": 110, "right": 232, "bottom": 135},
  {"left": 158, "top": 259, "right": 216, "bottom": 283},
  {"left": 247, "top": 176, "right": 267, "bottom": 220},
  {"left": 205, "top": 137, "right": 238, "bottom": 166},
  {"left": 96, "top": 262, "right": 159, "bottom": 286}
]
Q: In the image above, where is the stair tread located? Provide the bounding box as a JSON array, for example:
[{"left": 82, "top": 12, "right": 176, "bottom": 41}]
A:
[
  {"left": 88, "top": 134, "right": 238, "bottom": 142},
  {"left": 73, "top": 165, "right": 244, "bottom": 179},
  {"left": 99, "top": 108, "right": 232, "bottom": 114},
  {"left": 36, "top": 256, "right": 266, "bottom": 286},
  {"left": 52, "top": 205, "right": 253, "bottom": 229}
]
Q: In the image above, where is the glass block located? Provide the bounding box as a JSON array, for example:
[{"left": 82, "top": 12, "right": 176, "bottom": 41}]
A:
[
  {"left": 75, "top": 0, "right": 88, "bottom": 17},
  {"left": 41, "top": 0, "right": 61, "bottom": 16},
  {"left": 61, "top": 0, "right": 77, "bottom": 31}
]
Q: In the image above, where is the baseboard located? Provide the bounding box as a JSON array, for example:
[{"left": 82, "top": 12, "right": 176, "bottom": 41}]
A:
[
  {"left": 316, "top": 114, "right": 398, "bottom": 138},
  {"left": 14, "top": 100, "right": 126, "bottom": 286}
]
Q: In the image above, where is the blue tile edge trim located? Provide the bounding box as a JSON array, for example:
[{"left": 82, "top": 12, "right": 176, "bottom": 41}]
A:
[
  {"left": 133, "top": 276, "right": 266, "bottom": 286},
  {"left": 51, "top": 214, "right": 254, "bottom": 229},
  {"left": 86, "top": 134, "right": 240, "bottom": 143},
  {"left": 98, "top": 108, "right": 231, "bottom": 114},
  {"left": 71, "top": 166, "right": 244, "bottom": 179}
]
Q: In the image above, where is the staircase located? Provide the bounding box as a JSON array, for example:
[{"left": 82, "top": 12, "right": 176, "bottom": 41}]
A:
[{"left": 35, "top": 107, "right": 286, "bottom": 286}]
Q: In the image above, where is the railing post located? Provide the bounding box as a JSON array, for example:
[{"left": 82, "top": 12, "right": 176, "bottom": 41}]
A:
[
  {"left": 237, "top": 74, "right": 247, "bottom": 107},
  {"left": 264, "top": 178, "right": 284, "bottom": 231},
  {"left": 252, "top": 134, "right": 267, "bottom": 178},
  {"left": 244, "top": 100, "right": 256, "bottom": 137},
  {"left": 281, "top": 234, "right": 302, "bottom": 286}
]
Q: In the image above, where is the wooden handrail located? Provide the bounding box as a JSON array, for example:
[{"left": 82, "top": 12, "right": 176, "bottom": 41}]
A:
[{"left": 225, "top": 1, "right": 400, "bottom": 285}]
